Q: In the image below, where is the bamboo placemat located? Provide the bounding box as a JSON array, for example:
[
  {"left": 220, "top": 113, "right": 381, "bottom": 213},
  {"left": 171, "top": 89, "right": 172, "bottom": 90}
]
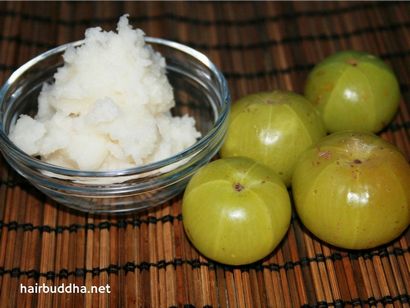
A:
[{"left": 0, "top": 2, "right": 409, "bottom": 307}]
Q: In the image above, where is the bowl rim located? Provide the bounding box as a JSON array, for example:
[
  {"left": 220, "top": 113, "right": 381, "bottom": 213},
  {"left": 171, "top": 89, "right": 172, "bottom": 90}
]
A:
[{"left": 0, "top": 37, "right": 230, "bottom": 177}]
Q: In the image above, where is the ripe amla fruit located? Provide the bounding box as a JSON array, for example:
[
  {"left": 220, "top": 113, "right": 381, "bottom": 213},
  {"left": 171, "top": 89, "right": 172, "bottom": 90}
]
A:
[
  {"left": 292, "top": 131, "right": 410, "bottom": 250},
  {"left": 304, "top": 50, "right": 401, "bottom": 133},
  {"left": 182, "top": 157, "right": 291, "bottom": 265},
  {"left": 220, "top": 91, "right": 326, "bottom": 186}
]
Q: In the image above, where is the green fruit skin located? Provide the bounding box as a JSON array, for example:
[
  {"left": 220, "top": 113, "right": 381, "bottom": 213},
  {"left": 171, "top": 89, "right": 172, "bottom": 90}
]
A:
[
  {"left": 182, "top": 157, "right": 291, "bottom": 265},
  {"left": 304, "top": 50, "right": 401, "bottom": 133},
  {"left": 292, "top": 132, "right": 410, "bottom": 250},
  {"left": 220, "top": 91, "right": 326, "bottom": 186}
]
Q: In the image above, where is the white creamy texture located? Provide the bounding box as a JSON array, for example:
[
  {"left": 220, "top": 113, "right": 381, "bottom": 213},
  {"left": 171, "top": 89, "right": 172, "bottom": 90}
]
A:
[{"left": 10, "top": 15, "right": 201, "bottom": 171}]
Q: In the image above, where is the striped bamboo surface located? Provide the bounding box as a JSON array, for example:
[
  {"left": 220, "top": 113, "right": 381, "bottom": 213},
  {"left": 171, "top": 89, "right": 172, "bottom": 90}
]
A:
[{"left": 0, "top": 2, "right": 409, "bottom": 307}]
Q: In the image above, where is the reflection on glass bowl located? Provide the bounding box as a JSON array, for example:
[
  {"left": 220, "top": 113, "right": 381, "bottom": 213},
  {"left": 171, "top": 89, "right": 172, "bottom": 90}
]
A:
[{"left": 0, "top": 37, "right": 230, "bottom": 213}]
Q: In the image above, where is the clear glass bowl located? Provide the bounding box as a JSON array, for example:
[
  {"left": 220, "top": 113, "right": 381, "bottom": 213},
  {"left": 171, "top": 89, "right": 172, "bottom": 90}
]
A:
[{"left": 0, "top": 37, "right": 230, "bottom": 213}]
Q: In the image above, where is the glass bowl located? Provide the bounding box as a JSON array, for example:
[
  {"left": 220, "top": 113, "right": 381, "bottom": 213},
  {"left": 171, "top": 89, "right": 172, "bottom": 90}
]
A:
[{"left": 0, "top": 37, "right": 230, "bottom": 213}]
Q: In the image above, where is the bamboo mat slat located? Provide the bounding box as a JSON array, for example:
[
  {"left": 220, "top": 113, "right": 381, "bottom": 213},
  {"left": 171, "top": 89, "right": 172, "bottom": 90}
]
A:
[{"left": 0, "top": 2, "right": 409, "bottom": 307}]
